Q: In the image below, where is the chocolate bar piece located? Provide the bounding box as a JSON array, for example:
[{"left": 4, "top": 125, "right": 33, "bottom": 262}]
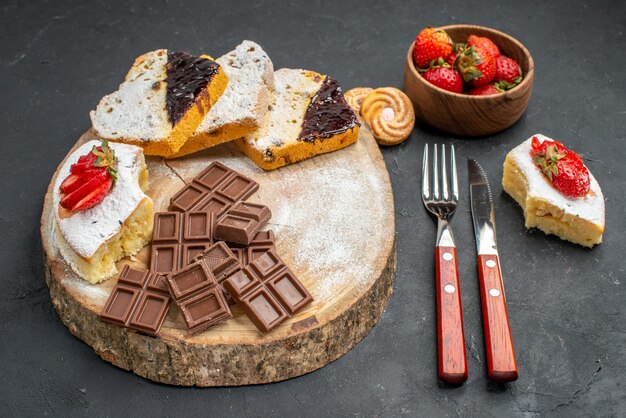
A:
[
  {"left": 169, "top": 162, "right": 259, "bottom": 217},
  {"left": 215, "top": 202, "right": 272, "bottom": 245},
  {"left": 224, "top": 249, "right": 313, "bottom": 333},
  {"left": 193, "top": 241, "right": 240, "bottom": 304},
  {"left": 166, "top": 258, "right": 232, "bottom": 334},
  {"left": 150, "top": 210, "right": 215, "bottom": 275},
  {"left": 227, "top": 230, "right": 276, "bottom": 266},
  {"left": 100, "top": 266, "right": 171, "bottom": 336}
]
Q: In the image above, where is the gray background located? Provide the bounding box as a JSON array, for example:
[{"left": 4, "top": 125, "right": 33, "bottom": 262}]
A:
[{"left": 1, "top": 0, "right": 625, "bottom": 416}]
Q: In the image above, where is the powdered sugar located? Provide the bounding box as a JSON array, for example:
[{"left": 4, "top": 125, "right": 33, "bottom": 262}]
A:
[
  {"left": 509, "top": 134, "right": 604, "bottom": 226},
  {"left": 52, "top": 140, "right": 151, "bottom": 258}
]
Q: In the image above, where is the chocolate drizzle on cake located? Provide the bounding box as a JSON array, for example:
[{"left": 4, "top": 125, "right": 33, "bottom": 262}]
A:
[
  {"left": 165, "top": 51, "right": 220, "bottom": 126},
  {"left": 298, "top": 76, "right": 359, "bottom": 143}
]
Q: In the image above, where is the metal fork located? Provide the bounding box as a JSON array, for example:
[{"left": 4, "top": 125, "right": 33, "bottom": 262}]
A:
[{"left": 422, "top": 144, "right": 468, "bottom": 384}]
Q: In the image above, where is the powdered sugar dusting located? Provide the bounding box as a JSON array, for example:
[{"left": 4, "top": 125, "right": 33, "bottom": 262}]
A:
[
  {"left": 52, "top": 140, "right": 151, "bottom": 258},
  {"left": 509, "top": 134, "right": 605, "bottom": 226}
]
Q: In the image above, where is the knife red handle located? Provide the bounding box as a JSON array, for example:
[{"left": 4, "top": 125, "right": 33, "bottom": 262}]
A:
[
  {"left": 436, "top": 246, "right": 468, "bottom": 384},
  {"left": 477, "top": 254, "right": 518, "bottom": 382}
]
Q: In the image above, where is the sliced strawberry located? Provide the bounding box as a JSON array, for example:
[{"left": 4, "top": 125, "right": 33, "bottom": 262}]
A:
[
  {"left": 59, "top": 174, "right": 85, "bottom": 194},
  {"left": 60, "top": 169, "right": 111, "bottom": 211},
  {"left": 70, "top": 151, "right": 98, "bottom": 174},
  {"left": 60, "top": 141, "right": 117, "bottom": 212},
  {"left": 71, "top": 178, "right": 114, "bottom": 211}
]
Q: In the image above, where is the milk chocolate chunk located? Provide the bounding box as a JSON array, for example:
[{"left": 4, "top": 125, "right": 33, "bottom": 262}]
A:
[
  {"left": 166, "top": 259, "right": 231, "bottom": 334},
  {"left": 192, "top": 241, "right": 240, "bottom": 304},
  {"left": 100, "top": 266, "right": 171, "bottom": 336},
  {"left": 227, "top": 230, "right": 276, "bottom": 266},
  {"left": 215, "top": 202, "right": 272, "bottom": 245},
  {"left": 170, "top": 162, "right": 258, "bottom": 214},
  {"left": 224, "top": 249, "right": 313, "bottom": 333},
  {"left": 150, "top": 210, "right": 215, "bottom": 274}
]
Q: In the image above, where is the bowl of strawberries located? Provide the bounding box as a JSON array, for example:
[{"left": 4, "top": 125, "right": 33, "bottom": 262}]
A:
[{"left": 404, "top": 24, "right": 534, "bottom": 136}]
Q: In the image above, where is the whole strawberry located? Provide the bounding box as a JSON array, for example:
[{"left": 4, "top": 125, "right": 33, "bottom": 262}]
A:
[
  {"left": 422, "top": 63, "right": 463, "bottom": 93},
  {"left": 467, "top": 84, "right": 503, "bottom": 96},
  {"left": 445, "top": 43, "right": 466, "bottom": 66},
  {"left": 494, "top": 55, "right": 523, "bottom": 90},
  {"left": 467, "top": 35, "right": 500, "bottom": 58},
  {"left": 530, "top": 136, "right": 590, "bottom": 197},
  {"left": 455, "top": 46, "right": 496, "bottom": 87},
  {"left": 413, "top": 27, "right": 453, "bottom": 68},
  {"left": 60, "top": 141, "right": 118, "bottom": 211}
]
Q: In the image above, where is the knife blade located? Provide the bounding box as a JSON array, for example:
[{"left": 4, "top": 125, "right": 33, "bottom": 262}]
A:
[{"left": 468, "top": 159, "right": 518, "bottom": 383}]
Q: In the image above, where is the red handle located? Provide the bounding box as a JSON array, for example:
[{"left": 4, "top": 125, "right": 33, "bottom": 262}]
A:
[
  {"left": 477, "top": 254, "right": 518, "bottom": 382},
  {"left": 436, "top": 246, "right": 468, "bottom": 384}
]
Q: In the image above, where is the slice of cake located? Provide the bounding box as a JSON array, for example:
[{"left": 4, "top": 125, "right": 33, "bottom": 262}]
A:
[
  {"left": 235, "top": 68, "right": 360, "bottom": 170},
  {"left": 53, "top": 140, "right": 154, "bottom": 283},
  {"left": 90, "top": 49, "right": 228, "bottom": 157},
  {"left": 502, "top": 134, "right": 604, "bottom": 247},
  {"left": 170, "top": 40, "right": 274, "bottom": 158}
]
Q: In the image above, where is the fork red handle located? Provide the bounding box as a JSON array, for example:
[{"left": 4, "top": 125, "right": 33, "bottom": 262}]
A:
[
  {"left": 436, "top": 246, "right": 468, "bottom": 384},
  {"left": 477, "top": 254, "right": 518, "bottom": 382}
]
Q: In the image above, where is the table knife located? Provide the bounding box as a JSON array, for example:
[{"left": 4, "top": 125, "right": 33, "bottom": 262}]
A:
[{"left": 468, "top": 159, "right": 518, "bottom": 383}]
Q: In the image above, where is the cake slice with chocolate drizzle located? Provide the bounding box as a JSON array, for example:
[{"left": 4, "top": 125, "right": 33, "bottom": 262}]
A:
[
  {"left": 90, "top": 49, "right": 228, "bottom": 157},
  {"left": 235, "top": 68, "right": 360, "bottom": 170}
]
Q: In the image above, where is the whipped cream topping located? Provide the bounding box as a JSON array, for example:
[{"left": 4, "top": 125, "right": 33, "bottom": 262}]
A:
[
  {"left": 509, "top": 134, "right": 604, "bottom": 226},
  {"left": 52, "top": 140, "right": 150, "bottom": 258}
]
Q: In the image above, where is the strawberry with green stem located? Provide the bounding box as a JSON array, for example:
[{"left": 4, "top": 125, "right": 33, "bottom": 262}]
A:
[
  {"left": 60, "top": 141, "right": 118, "bottom": 211},
  {"left": 455, "top": 45, "right": 496, "bottom": 87},
  {"left": 530, "top": 136, "right": 590, "bottom": 197},
  {"left": 421, "top": 57, "right": 463, "bottom": 93},
  {"left": 494, "top": 55, "right": 523, "bottom": 90},
  {"left": 413, "top": 27, "right": 453, "bottom": 68}
]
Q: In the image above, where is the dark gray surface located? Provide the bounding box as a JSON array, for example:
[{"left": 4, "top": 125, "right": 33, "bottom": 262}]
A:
[{"left": 1, "top": 0, "right": 625, "bottom": 416}]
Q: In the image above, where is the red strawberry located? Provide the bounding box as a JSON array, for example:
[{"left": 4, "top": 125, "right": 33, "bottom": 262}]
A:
[
  {"left": 494, "top": 56, "right": 523, "bottom": 90},
  {"left": 467, "top": 35, "right": 500, "bottom": 58},
  {"left": 413, "top": 27, "right": 453, "bottom": 68},
  {"left": 530, "top": 136, "right": 590, "bottom": 197},
  {"left": 467, "top": 84, "right": 503, "bottom": 96},
  {"left": 422, "top": 65, "right": 463, "bottom": 93},
  {"left": 70, "top": 151, "right": 98, "bottom": 174},
  {"left": 60, "top": 170, "right": 112, "bottom": 210},
  {"left": 445, "top": 43, "right": 466, "bottom": 66},
  {"left": 455, "top": 46, "right": 496, "bottom": 87},
  {"left": 59, "top": 140, "right": 118, "bottom": 211}
]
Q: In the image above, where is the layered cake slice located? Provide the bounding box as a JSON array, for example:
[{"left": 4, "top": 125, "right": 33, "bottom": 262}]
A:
[
  {"left": 90, "top": 49, "right": 228, "bottom": 157},
  {"left": 53, "top": 140, "right": 154, "bottom": 283},
  {"left": 171, "top": 40, "right": 274, "bottom": 158},
  {"left": 235, "top": 68, "right": 360, "bottom": 170},
  {"left": 502, "top": 134, "right": 604, "bottom": 247}
]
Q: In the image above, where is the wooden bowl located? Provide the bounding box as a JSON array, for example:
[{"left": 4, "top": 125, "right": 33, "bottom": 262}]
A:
[{"left": 403, "top": 24, "right": 534, "bottom": 137}]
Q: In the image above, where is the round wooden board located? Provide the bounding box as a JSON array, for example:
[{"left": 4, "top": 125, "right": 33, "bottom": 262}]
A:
[{"left": 41, "top": 126, "right": 396, "bottom": 386}]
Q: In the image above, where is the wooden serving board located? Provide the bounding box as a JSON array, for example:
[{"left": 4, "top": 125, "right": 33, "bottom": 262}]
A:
[{"left": 40, "top": 126, "right": 396, "bottom": 386}]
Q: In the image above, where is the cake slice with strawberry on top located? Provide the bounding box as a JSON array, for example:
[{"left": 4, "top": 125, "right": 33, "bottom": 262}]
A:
[
  {"left": 502, "top": 134, "right": 604, "bottom": 247},
  {"left": 53, "top": 140, "right": 153, "bottom": 283}
]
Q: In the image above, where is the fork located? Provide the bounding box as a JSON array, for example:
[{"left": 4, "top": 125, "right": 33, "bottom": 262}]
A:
[{"left": 422, "top": 143, "right": 468, "bottom": 384}]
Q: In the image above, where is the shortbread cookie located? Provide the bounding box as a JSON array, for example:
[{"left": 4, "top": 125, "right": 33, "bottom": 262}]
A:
[
  {"left": 235, "top": 68, "right": 360, "bottom": 170},
  {"left": 360, "top": 87, "right": 415, "bottom": 146},
  {"left": 90, "top": 50, "right": 228, "bottom": 157},
  {"left": 502, "top": 134, "right": 604, "bottom": 247},
  {"left": 53, "top": 140, "right": 154, "bottom": 283},
  {"left": 171, "top": 41, "right": 274, "bottom": 158},
  {"left": 344, "top": 87, "right": 373, "bottom": 113}
]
